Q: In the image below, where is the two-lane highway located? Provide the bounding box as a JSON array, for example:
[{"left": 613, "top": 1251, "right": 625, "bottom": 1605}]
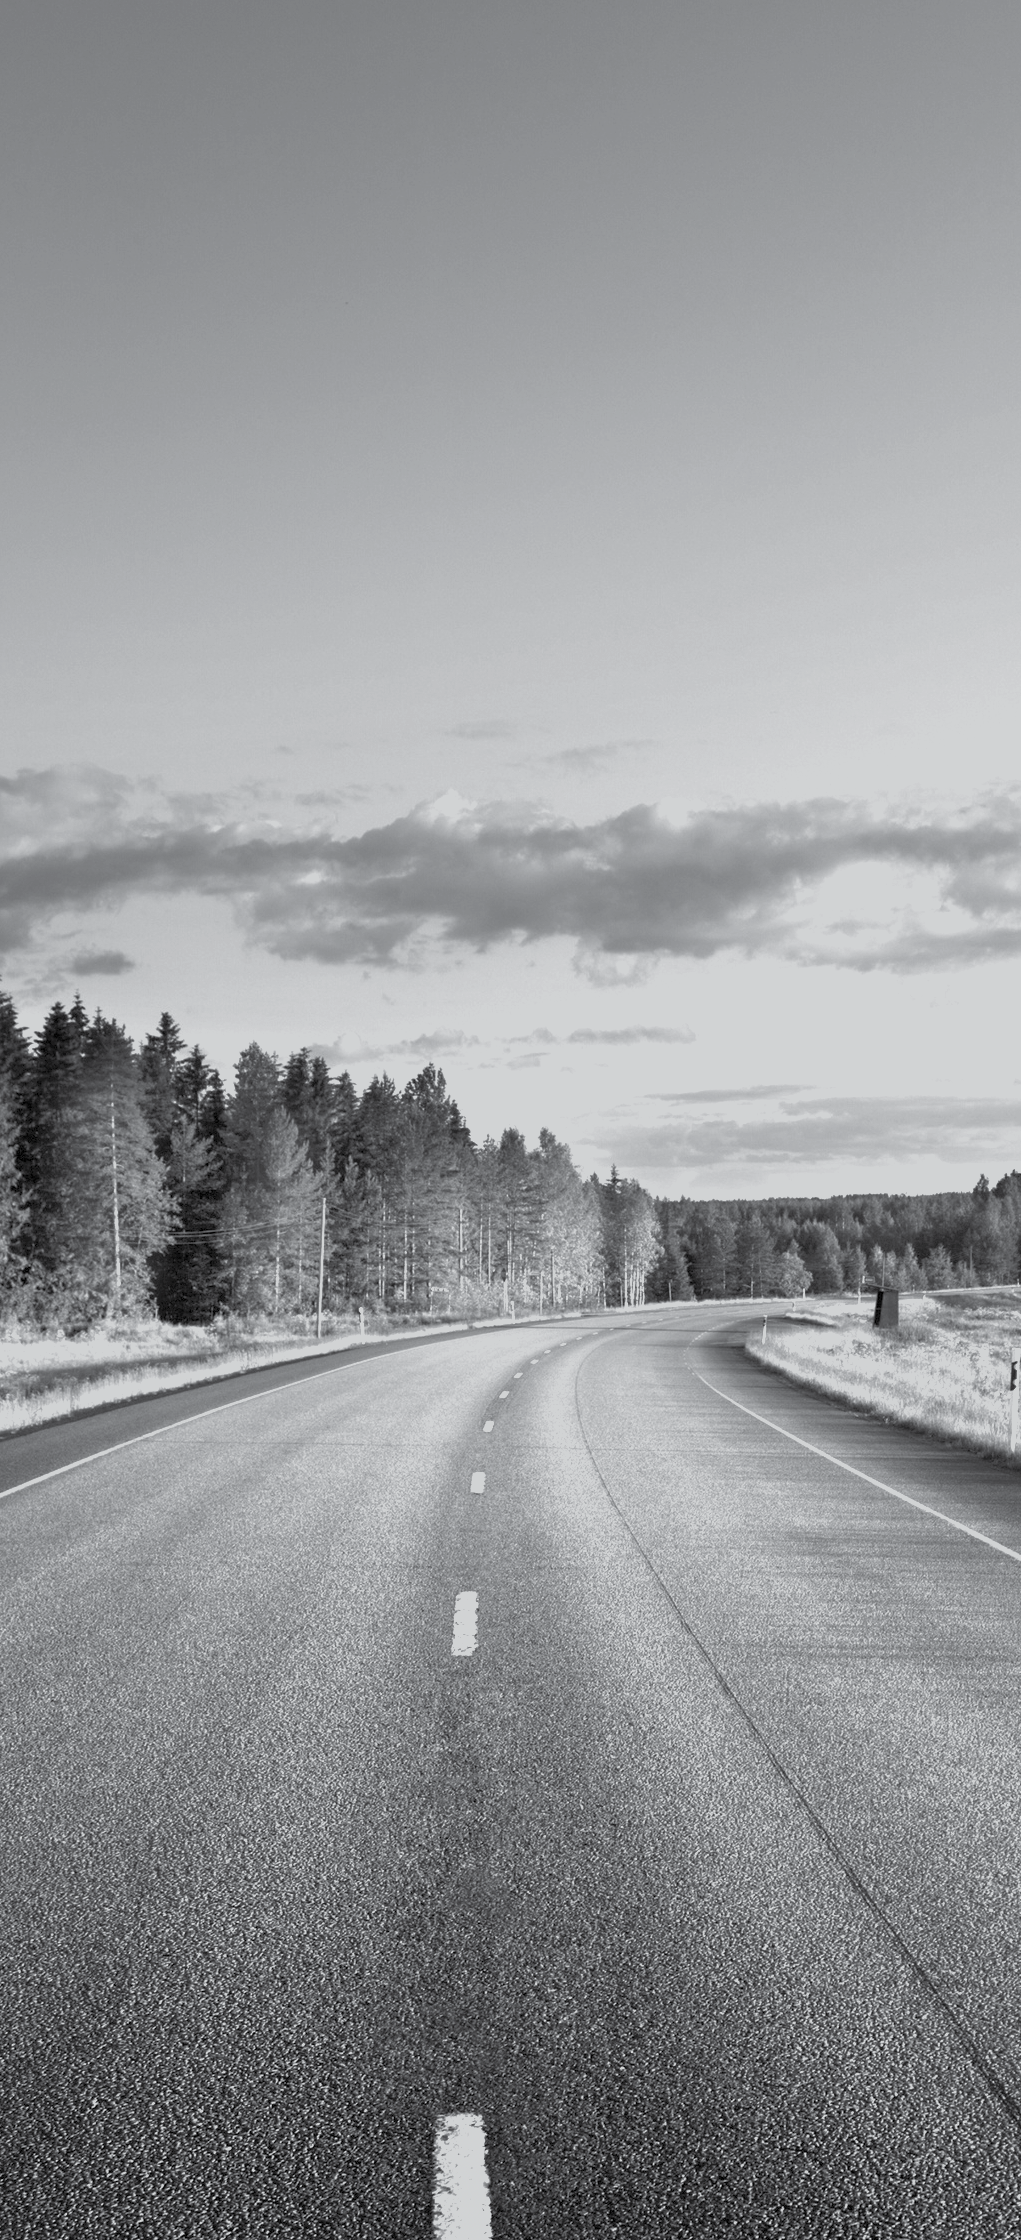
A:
[{"left": 3, "top": 1306, "right": 1021, "bottom": 2234}]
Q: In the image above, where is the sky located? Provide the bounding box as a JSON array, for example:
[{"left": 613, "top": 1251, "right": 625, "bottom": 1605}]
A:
[{"left": 2, "top": 0, "right": 1021, "bottom": 1199}]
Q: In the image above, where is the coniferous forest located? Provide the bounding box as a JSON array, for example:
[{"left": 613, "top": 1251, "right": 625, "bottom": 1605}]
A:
[
  {"left": 0, "top": 993, "right": 659, "bottom": 1328},
  {"left": 0, "top": 989, "right": 1017, "bottom": 1332}
]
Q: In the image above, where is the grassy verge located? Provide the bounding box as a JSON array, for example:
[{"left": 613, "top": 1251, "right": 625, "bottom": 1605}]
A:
[
  {"left": 745, "top": 1290, "right": 1021, "bottom": 1465},
  {"left": 0, "top": 1313, "right": 452, "bottom": 1438},
  {"left": 0, "top": 1301, "right": 594, "bottom": 1439}
]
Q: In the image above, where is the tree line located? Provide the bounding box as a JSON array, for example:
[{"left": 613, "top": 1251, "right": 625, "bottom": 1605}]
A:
[
  {"left": 0, "top": 992, "right": 660, "bottom": 1329},
  {"left": 654, "top": 1177, "right": 1021, "bottom": 1300}
]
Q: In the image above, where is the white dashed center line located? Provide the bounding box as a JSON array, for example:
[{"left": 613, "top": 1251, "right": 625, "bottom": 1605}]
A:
[
  {"left": 498, "top": 1389, "right": 509, "bottom": 1399},
  {"left": 433, "top": 2112, "right": 492, "bottom": 2237},
  {"left": 513, "top": 1372, "right": 523, "bottom": 1379},
  {"left": 451, "top": 1592, "right": 479, "bottom": 1657},
  {"left": 529, "top": 1356, "right": 539, "bottom": 1363},
  {"left": 470, "top": 1470, "right": 486, "bottom": 1493},
  {"left": 482, "top": 1420, "right": 495, "bottom": 1434}
]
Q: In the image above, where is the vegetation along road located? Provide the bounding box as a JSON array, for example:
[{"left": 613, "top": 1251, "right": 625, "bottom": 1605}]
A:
[{"left": 3, "top": 1302, "right": 1021, "bottom": 2235}]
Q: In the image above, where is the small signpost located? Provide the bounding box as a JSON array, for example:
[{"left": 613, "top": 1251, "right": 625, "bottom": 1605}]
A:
[{"left": 1010, "top": 1352, "right": 1020, "bottom": 1455}]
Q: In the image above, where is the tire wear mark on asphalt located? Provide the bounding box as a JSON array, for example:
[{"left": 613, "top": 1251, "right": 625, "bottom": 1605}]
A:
[{"left": 572, "top": 1342, "right": 1021, "bottom": 2143}]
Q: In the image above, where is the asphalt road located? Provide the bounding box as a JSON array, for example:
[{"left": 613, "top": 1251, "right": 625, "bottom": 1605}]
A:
[{"left": 3, "top": 1304, "right": 1021, "bottom": 2235}]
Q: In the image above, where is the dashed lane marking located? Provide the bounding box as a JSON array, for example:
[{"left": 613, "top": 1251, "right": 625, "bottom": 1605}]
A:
[
  {"left": 433, "top": 2113, "right": 492, "bottom": 2237},
  {"left": 693, "top": 1369, "right": 1021, "bottom": 1569},
  {"left": 513, "top": 1372, "right": 523, "bottom": 1379},
  {"left": 482, "top": 1420, "right": 495, "bottom": 1434},
  {"left": 470, "top": 1470, "right": 486, "bottom": 1493},
  {"left": 451, "top": 1591, "right": 479, "bottom": 1657},
  {"left": 498, "top": 1389, "right": 509, "bottom": 1398}
]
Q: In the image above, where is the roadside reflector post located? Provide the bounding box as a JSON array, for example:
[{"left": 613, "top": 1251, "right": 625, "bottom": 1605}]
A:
[
  {"left": 762, "top": 1317, "right": 768, "bottom": 1343},
  {"left": 1010, "top": 1353, "right": 1020, "bottom": 1454}
]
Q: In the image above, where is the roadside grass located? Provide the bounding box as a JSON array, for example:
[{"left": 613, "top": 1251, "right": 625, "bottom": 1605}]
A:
[
  {"left": 0, "top": 1309, "right": 456, "bottom": 1438},
  {"left": 745, "top": 1290, "right": 1021, "bottom": 1465},
  {"left": 0, "top": 1297, "right": 589, "bottom": 1438}
]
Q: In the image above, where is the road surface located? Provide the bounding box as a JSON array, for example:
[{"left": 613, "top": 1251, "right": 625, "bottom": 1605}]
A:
[{"left": 3, "top": 1304, "right": 1021, "bottom": 2235}]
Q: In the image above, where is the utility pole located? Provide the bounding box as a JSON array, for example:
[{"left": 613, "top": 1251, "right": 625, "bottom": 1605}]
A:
[
  {"left": 316, "top": 1195, "right": 327, "bottom": 1339},
  {"left": 109, "top": 1084, "right": 122, "bottom": 1313}
]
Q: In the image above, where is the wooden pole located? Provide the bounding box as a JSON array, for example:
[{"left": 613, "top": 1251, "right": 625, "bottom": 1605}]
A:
[{"left": 316, "top": 1195, "right": 326, "bottom": 1339}]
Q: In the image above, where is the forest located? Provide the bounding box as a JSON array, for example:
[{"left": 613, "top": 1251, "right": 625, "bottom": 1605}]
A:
[
  {"left": 0, "top": 993, "right": 660, "bottom": 1330},
  {"left": 1, "top": 989, "right": 1017, "bottom": 1332},
  {"left": 656, "top": 1175, "right": 1021, "bottom": 1301}
]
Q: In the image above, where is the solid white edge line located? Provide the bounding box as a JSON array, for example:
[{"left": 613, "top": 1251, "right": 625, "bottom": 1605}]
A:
[
  {"left": 0, "top": 1367, "right": 363, "bottom": 1508},
  {"left": 433, "top": 2112, "right": 492, "bottom": 2238},
  {"left": 451, "top": 1591, "right": 479, "bottom": 1656},
  {"left": 692, "top": 1368, "right": 1021, "bottom": 1568}
]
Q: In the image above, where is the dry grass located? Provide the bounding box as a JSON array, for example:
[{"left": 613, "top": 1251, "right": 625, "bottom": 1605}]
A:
[
  {"left": 0, "top": 1298, "right": 581, "bottom": 1439},
  {"left": 745, "top": 1290, "right": 1021, "bottom": 1465},
  {"left": 0, "top": 1311, "right": 459, "bottom": 1438}
]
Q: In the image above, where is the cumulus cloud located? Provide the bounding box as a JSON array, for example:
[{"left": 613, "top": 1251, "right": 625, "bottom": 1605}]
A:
[
  {"left": 607, "top": 1093, "right": 1021, "bottom": 1176},
  {"left": 6, "top": 766, "right": 1021, "bottom": 976}
]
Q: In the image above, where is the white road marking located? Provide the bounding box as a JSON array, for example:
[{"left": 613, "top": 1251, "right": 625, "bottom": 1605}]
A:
[
  {"left": 470, "top": 1469, "right": 486, "bottom": 1492},
  {"left": 433, "top": 2112, "right": 492, "bottom": 2237},
  {"left": 529, "top": 1356, "right": 539, "bottom": 1364},
  {"left": 0, "top": 1374, "right": 338, "bottom": 1507},
  {"left": 451, "top": 1592, "right": 479, "bottom": 1656},
  {"left": 0, "top": 1339, "right": 457, "bottom": 1508},
  {"left": 498, "top": 1389, "right": 509, "bottom": 1398},
  {"left": 693, "top": 1369, "right": 1021, "bottom": 1569},
  {"left": 513, "top": 1372, "right": 523, "bottom": 1379}
]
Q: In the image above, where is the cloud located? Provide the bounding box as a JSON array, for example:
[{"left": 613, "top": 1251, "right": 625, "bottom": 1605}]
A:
[
  {"left": 653, "top": 1081, "right": 807, "bottom": 1102},
  {"left": 68, "top": 948, "right": 135, "bottom": 976},
  {"left": 565, "top": 1025, "right": 696, "bottom": 1046},
  {"left": 7, "top": 767, "right": 1021, "bottom": 977},
  {"left": 309, "top": 1027, "right": 482, "bottom": 1068},
  {"left": 544, "top": 739, "right": 652, "bottom": 773},
  {"left": 606, "top": 1093, "right": 1021, "bottom": 1177},
  {"left": 448, "top": 720, "right": 517, "bottom": 740}
]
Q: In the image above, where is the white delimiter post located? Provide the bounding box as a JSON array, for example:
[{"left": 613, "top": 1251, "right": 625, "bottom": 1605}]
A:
[{"left": 1010, "top": 1352, "right": 1020, "bottom": 1454}]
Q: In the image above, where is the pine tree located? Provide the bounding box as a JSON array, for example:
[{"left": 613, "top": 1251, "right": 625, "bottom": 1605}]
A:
[
  {"left": 0, "top": 990, "right": 29, "bottom": 1313},
  {"left": 139, "top": 1013, "right": 186, "bottom": 1159},
  {"left": 77, "top": 1015, "right": 175, "bottom": 1316}
]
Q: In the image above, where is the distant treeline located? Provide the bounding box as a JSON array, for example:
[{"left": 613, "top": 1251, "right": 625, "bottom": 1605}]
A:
[
  {"left": 653, "top": 1180, "right": 1021, "bottom": 1300},
  {"left": 0, "top": 993, "right": 660, "bottom": 1329}
]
